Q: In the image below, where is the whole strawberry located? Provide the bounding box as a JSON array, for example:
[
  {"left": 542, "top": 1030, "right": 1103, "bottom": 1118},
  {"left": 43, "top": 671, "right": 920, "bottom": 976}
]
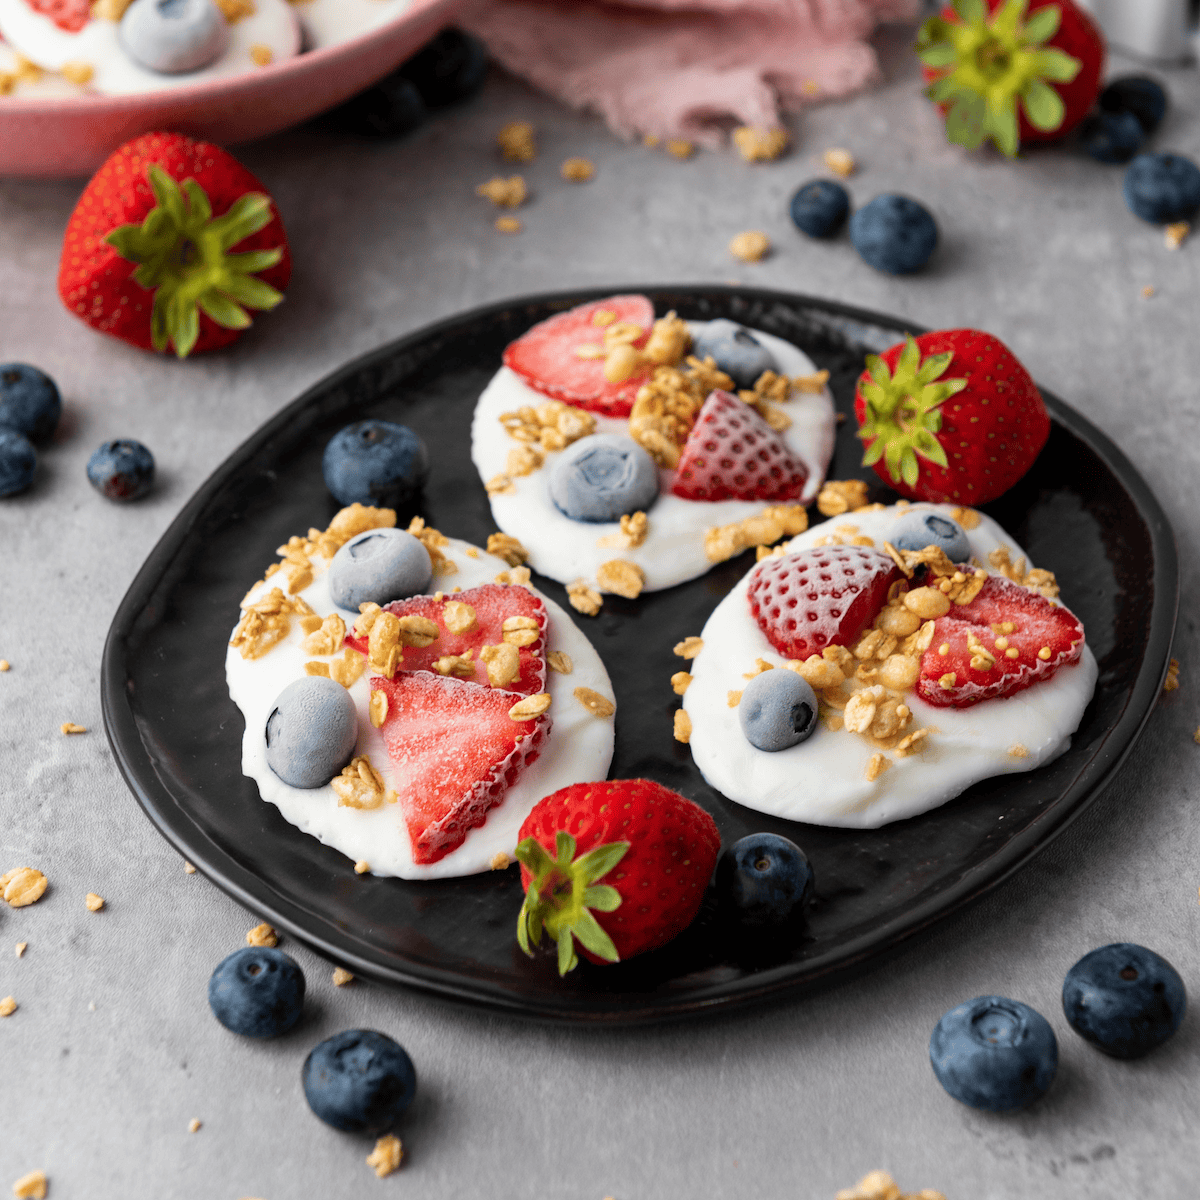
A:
[
  {"left": 58, "top": 132, "right": 291, "bottom": 358},
  {"left": 854, "top": 329, "right": 1049, "bottom": 505},
  {"left": 515, "top": 779, "right": 720, "bottom": 975},
  {"left": 918, "top": 0, "right": 1104, "bottom": 157}
]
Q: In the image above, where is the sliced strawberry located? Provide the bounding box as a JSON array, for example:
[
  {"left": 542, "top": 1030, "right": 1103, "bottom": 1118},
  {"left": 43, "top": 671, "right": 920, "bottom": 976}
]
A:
[
  {"left": 345, "top": 584, "right": 547, "bottom": 698},
  {"left": 747, "top": 545, "right": 901, "bottom": 661},
  {"left": 373, "top": 672, "right": 549, "bottom": 865},
  {"left": 671, "top": 390, "right": 808, "bottom": 502},
  {"left": 502, "top": 294, "right": 655, "bottom": 418},
  {"left": 28, "top": 0, "right": 91, "bottom": 32},
  {"left": 917, "top": 575, "right": 1085, "bottom": 708}
]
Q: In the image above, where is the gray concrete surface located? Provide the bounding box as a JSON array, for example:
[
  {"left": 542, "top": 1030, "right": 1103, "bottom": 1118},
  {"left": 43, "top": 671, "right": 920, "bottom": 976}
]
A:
[{"left": 2, "top": 26, "right": 1199, "bottom": 1199}]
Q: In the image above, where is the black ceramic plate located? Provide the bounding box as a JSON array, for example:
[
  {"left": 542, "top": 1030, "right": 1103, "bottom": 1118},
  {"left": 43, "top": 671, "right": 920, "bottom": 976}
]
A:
[{"left": 102, "top": 287, "right": 1177, "bottom": 1024}]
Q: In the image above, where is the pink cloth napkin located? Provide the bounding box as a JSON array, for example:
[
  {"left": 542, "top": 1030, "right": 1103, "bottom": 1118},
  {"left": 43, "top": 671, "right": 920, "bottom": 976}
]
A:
[{"left": 460, "top": 0, "right": 921, "bottom": 147}]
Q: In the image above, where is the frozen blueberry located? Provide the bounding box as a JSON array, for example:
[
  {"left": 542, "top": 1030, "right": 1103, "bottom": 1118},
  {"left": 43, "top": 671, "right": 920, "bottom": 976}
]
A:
[
  {"left": 930, "top": 996, "right": 1058, "bottom": 1112},
  {"left": 303, "top": 1029, "right": 417, "bottom": 1135},
  {"left": 889, "top": 511, "right": 971, "bottom": 562},
  {"left": 328, "top": 527, "right": 432, "bottom": 610},
  {"left": 0, "top": 429, "right": 36, "bottom": 498},
  {"left": 208, "top": 946, "right": 306, "bottom": 1038},
  {"left": 1100, "top": 76, "right": 1167, "bottom": 136},
  {"left": 1062, "top": 943, "right": 1186, "bottom": 1059},
  {"left": 789, "top": 179, "right": 850, "bottom": 239},
  {"left": 690, "top": 319, "right": 777, "bottom": 389},
  {"left": 119, "top": 0, "right": 229, "bottom": 74},
  {"left": 1124, "top": 154, "right": 1200, "bottom": 224},
  {"left": 849, "top": 195, "right": 938, "bottom": 275},
  {"left": 1078, "top": 110, "right": 1145, "bottom": 164},
  {"left": 548, "top": 433, "right": 658, "bottom": 523},
  {"left": 738, "top": 669, "right": 818, "bottom": 752},
  {"left": 265, "top": 676, "right": 359, "bottom": 789},
  {"left": 327, "top": 72, "right": 427, "bottom": 138},
  {"left": 86, "top": 439, "right": 155, "bottom": 501},
  {"left": 322, "top": 421, "right": 429, "bottom": 509},
  {"left": 398, "top": 28, "right": 488, "bottom": 109},
  {"left": 0, "top": 363, "right": 61, "bottom": 443},
  {"left": 717, "top": 832, "right": 814, "bottom": 927}
]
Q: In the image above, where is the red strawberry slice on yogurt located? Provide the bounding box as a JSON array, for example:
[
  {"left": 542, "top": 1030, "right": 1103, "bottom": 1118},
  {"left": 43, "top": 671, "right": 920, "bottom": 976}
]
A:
[
  {"left": 502, "top": 294, "right": 655, "bottom": 418},
  {"left": 372, "top": 671, "right": 549, "bottom": 865},
  {"left": 345, "top": 583, "right": 548, "bottom": 698},
  {"left": 747, "top": 545, "right": 902, "bottom": 662},
  {"left": 26, "top": 0, "right": 90, "bottom": 33},
  {"left": 917, "top": 574, "right": 1084, "bottom": 708},
  {"left": 671, "top": 390, "right": 808, "bottom": 502}
]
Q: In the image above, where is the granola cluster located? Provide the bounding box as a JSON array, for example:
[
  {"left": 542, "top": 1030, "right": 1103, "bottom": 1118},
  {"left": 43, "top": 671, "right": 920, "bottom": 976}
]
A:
[
  {"left": 987, "top": 544, "right": 1059, "bottom": 599},
  {"left": 706, "top": 504, "right": 808, "bottom": 564}
]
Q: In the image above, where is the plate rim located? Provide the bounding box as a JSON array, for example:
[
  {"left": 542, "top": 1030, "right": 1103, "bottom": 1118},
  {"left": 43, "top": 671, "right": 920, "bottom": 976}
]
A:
[{"left": 100, "top": 284, "right": 1180, "bottom": 1024}]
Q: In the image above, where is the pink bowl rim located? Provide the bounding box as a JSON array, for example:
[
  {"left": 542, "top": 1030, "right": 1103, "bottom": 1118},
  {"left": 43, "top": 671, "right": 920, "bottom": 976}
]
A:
[{"left": 0, "top": 0, "right": 459, "bottom": 113}]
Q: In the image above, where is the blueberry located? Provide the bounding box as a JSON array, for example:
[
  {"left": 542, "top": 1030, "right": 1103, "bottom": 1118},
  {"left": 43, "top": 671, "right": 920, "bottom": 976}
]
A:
[
  {"left": 930, "top": 996, "right": 1058, "bottom": 1112},
  {"left": 265, "top": 676, "right": 359, "bottom": 789},
  {"left": 888, "top": 511, "right": 971, "bottom": 562},
  {"left": 738, "top": 669, "right": 818, "bottom": 752},
  {"left": 302, "top": 1029, "right": 417, "bottom": 1135},
  {"left": 0, "top": 429, "right": 36, "bottom": 498},
  {"left": 789, "top": 179, "right": 850, "bottom": 238},
  {"left": 0, "top": 363, "right": 62, "bottom": 443},
  {"left": 1124, "top": 153, "right": 1200, "bottom": 224},
  {"left": 119, "top": 0, "right": 229, "bottom": 74},
  {"left": 208, "top": 946, "right": 306, "bottom": 1038},
  {"left": 1062, "top": 943, "right": 1186, "bottom": 1059},
  {"left": 327, "top": 73, "right": 427, "bottom": 139},
  {"left": 717, "top": 832, "right": 814, "bottom": 927},
  {"left": 548, "top": 433, "right": 659, "bottom": 523},
  {"left": 1100, "top": 76, "right": 1167, "bottom": 136},
  {"left": 328, "top": 527, "right": 432, "bottom": 610},
  {"left": 398, "top": 28, "right": 488, "bottom": 109},
  {"left": 322, "top": 421, "right": 429, "bottom": 509},
  {"left": 86, "top": 439, "right": 155, "bottom": 501},
  {"left": 690, "top": 319, "right": 778, "bottom": 389},
  {"left": 1078, "top": 110, "right": 1145, "bottom": 164},
  {"left": 849, "top": 195, "right": 938, "bottom": 275}
]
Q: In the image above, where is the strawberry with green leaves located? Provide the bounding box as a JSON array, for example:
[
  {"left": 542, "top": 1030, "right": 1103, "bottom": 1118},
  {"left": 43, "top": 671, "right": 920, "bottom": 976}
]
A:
[
  {"left": 58, "top": 132, "right": 291, "bottom": 358},
  {"left": 918, "top": 0, "right": 1104, "bottom": 157},
  {"left": 854, "top": 329, "right": 1049, "bottom": 506},
  {"left": 515, "top": 779, "right": 720, "bottom": 975}
]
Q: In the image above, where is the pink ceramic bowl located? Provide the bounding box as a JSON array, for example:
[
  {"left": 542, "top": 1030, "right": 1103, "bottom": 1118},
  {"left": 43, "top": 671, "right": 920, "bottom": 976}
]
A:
[{"left": 0, "top": 0, "right": 463, "bottom": 179}]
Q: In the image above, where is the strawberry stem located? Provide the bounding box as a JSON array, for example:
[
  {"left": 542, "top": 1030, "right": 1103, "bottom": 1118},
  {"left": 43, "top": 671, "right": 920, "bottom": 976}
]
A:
[
  {"left": 515, "top": 831, "right": 628, "bottom": 975},
  {"left": 104, "top": 165, "right": 284, "bottom": 358}
]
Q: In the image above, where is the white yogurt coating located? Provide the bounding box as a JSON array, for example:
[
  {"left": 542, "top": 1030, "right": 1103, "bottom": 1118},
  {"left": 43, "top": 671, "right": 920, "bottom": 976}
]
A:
[
  {"left": 470, "top": 323, "right": 837, "bottom": 592},
  {"left": 226, "top": 537, "right": 616, "bottom": 880},
  {"left": 683, "top": 503, "right": 1099, "bottom": 828},
  {"left": 0, "top": 0, "right": 300, "bottom": 95},
  {"left": 290, "top": 0, "right": 412, "bottom": 50}
]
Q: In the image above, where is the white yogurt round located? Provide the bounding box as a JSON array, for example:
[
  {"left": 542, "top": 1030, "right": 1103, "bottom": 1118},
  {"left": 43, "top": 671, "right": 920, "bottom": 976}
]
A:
[
  {"left": 226, "top": 537, "right": 616, "bottom": 880},
  {"left": 290, "top": 0, "right": 412, "bottom": 50},
  {"left": 683, "top": 503, "right": 1099, "bottom": 828},
  {"left": 470, "top": 323, "right": 837, "bottom": 592}
]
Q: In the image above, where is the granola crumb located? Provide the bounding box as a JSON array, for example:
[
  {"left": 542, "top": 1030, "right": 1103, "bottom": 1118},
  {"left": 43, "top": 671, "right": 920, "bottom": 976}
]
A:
[
  {"left": 495, "top": 215, "right": 522, "bottom": 234},
  {"left": 2, "top": 868, "right": 47, "bottom": 908},
  {"left": 671, "top": 671, "right": 692, "bottom": 695},
  {"left": 1164, "top": 657, "right": 1179, "bottom": 692},
  {"left": 727, "top": 690, "right": 743, "bottom": 708},
  {"left": 355, "top": 860, "right": 370, "bottom": 875},
  {"left": 214, "top": 0, "right": 252, "bottom": 17},
  {"left": 367, "top": 1134, "right": 404, "bottom": 1178},
  {"left": 1193, "top": 726, "right": 1200, "bottom": 745},
  {"left": 823, "top": 147, "right": 855, "bottom": 177},
  {"left": 665, "top": 139, "right": 694, "bottom": 159},
  {"left": 547, "top": 650, "right": 573, "bottom": 675},
  {"left": 332, "top": 967, "right": 355, "bottom": 987},
  {"left": 246, "top": 922, "right": 278, "bottom": 948},
  {"left": 332, "top": 755, "right": 395, "bottom": 810},
  {"left": 732, "top": 125, "right": 790, "bottom": 162},
  {"left": 188, "top": 1118, "right": 202, "bottom": 1133},
  {"left": 11, "top": 1172, "right": 47, "bottom": 1200},
  {"left": 184, "top": 861, "right": 196, "bottom": 874},
  {"left": 1165, "top": 221, "right": 1189, "bottom": 250},
  {"left": 1141, "top": 284, "right": 1155, "bottom": 298},
  {"left": 509, "top": 693, "right": 552, "bottom": 721},
  {"left": 85, "top": 893, "right": 105, "bottom": 912},
  {"left": 487, "top": 532, "right": 528, "bottom": 566},
  {"left": 0, "top": 660, "right": 8, "bottom": 671},
  {"left": 596, "top": 559, "right": 645, "bottom": 599},
  {"left": 0, "top": 996, "right": 16, "bottom": 1017},
  {"left": 573, "top": 686, "right": 615, "bottom": 718},
  {"left": 792, "top": 369, "right": 830, "bottom": 394},
  {"left": 949, "top": 505, "right": 981, "bottom": 530},
  {"left": 817, "top": 479, "right": 870, "bottom": 517},
  {"left": 248, "top": 43, "right": 272, "bottom": 66},
  {"left": 674, "top": 636, "right": 704, "bottom": 660},
  {"left": 704, "top": 503, "right": 807, "bottom": 563},
  {"left": 476, "top": 175, "right": 526, "bottom": 208},
  {"left": 16, "top": 942, "right": 26, "bottom": 958},
  {"left": 865, "top": 753, "right": 890, "bottom": 782},
  {"left": 835, "top": 1169, "right": 944, "bottom": 1200},
  {"left": 673, "top": 709, "right": 692, "bottom": 743},
  {"left": 1008, "top": 744, "right": 1030, "bottom": 758},
  {"left": 61, "top": 722, "right": 87, "bottom": 735},
  {"left": 566, "top": 579, "right": 603, "bottom": 616},
  {"left": 61, "top": 60, "right": 94, "bottom": 83},
  {"left": 498, "top": 120, "right": 536, "bottom": 161},
  {"left": 490, "top": 852, "right": 511, "bottom": 870},
  {"left": 729, "top": 230, "right": 770, "bottom": 262},
  {"left": 561, "top": 156, "right": 595, "bottom": 182}
]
